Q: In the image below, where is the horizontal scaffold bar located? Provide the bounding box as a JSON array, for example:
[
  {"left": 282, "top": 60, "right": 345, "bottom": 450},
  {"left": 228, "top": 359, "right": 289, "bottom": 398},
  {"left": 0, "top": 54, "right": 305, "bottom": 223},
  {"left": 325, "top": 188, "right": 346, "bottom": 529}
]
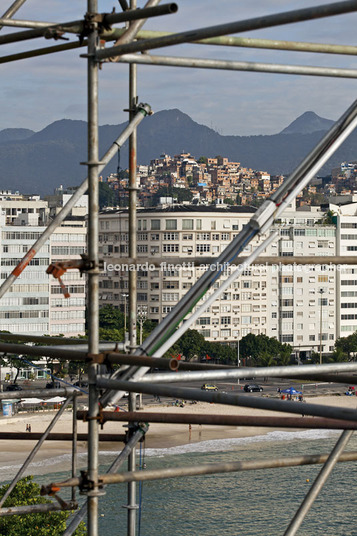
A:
[
  {"left": 117, "top": 52, "right": 357, "bottom": 79},
  {"left": 41, "top": 450, "right": 357, "bottom": 492},
  {"left": 96, "top": 378, "right": 357, "bottom": 422},
  {"left": 103, "top": 255, "right": 357, "bottom": 267},
  {"left": 0, "top": 432, "right": 126, "bottom": 441},
  {"left": 77, "top": 410, "right": 357, "bottom": 430}
]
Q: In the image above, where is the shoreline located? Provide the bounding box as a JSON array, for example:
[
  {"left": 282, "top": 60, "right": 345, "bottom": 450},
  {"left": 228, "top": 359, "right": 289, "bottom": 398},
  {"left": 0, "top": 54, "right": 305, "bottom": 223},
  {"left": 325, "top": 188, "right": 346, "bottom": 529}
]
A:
[{"left": 0, "top": 394, "right": 356, "bottom": 479}]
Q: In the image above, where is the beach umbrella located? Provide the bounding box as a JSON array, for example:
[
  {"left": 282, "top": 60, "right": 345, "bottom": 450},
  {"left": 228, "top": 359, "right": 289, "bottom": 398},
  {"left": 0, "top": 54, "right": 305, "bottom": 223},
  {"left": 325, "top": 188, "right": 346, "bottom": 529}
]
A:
[
  {"left": 20, "top": 398, "right": 44, "bottom": 404},
  {"left": 281, "top": 387, "right": 302, "bottom": 395},
  {"left": 46, "top": 396, "right": 66, "bottom": 403}
]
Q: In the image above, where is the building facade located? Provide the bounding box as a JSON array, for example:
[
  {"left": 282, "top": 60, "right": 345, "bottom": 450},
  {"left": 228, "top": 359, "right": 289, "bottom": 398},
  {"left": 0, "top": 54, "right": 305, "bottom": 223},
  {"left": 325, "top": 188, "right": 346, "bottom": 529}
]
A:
[{"left": 98, "top": 204, "right": 340, "bottom": 358}]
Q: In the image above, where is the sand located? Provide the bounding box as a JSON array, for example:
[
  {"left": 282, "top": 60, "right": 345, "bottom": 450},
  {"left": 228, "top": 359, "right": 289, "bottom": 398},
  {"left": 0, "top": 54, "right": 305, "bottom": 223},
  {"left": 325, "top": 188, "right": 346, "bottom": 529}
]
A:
[{"left": 1, "top": 393, "right": 357, "bottom": 476}]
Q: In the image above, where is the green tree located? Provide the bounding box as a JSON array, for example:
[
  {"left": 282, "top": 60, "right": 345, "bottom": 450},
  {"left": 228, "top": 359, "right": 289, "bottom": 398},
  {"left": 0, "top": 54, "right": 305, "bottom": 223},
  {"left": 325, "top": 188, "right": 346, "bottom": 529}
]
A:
[
  {"left": 335, "top": 332, "right": 357, "bottom": 360},
  {"left": 197, "top": 156, "right": 208, "bottom": 164},
  {"left": 99, "top": 182, "right": 117, "bottom": 209},
  {"left": 99, "top": 305, "right": 125, "bottom": 330},
  {"left": 168, "top": 329, "right": 206, "bottom": 360},
  {"left": 223, "top": 198, "right": 234, "bottom": 205},
  {"left": 151, "top": 186, "right": 193, "bottom": 206},
  {"left": 239, "top": 333, "right": 292, "bottom": 367},
  {"left": 0, "top": 476, "right": 86, "bottom": 536}
]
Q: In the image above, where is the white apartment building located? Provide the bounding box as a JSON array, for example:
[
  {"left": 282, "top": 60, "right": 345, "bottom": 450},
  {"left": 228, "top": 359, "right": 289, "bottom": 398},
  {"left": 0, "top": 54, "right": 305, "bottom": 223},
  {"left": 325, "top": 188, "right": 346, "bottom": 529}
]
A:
[
  {"left": 331, "top": 196, "right": 357, "bottom": 338},
  {"left": 0, "top": 191, "right": 87, "bottom": 340},
  {"left": 98, "top": 203, "right": 339, "bottom": 359}
]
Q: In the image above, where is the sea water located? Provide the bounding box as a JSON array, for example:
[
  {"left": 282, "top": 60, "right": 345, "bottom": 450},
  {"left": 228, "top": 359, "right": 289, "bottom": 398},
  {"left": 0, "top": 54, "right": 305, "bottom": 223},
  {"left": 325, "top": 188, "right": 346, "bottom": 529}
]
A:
[{"left": 2, "top": 428, "right": 357, "bottom": 535}]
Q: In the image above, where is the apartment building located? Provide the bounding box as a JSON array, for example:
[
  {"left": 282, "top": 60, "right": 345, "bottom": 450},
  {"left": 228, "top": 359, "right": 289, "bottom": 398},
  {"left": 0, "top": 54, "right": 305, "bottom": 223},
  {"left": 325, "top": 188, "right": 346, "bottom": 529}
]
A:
[
  {"left": 331, "top": 196, "right": 357, "bottom": 338},
  {"left": 99, "top": 203, "right": 339, "bottom": 358},
  {"left": 0, "top": 190, "right": 87, "bottom": 339}
]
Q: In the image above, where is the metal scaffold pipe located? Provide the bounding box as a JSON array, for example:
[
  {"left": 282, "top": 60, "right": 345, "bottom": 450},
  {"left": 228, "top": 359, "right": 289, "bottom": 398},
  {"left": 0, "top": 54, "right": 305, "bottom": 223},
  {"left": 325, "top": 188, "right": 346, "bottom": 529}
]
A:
[
  {"left": 0, "top": 432, "right": 126, "bottom": 441},
  {"left": 284, "top": 430, "right": 354, "bottom": 536},
  {"left": 0, "top": 503, "right": 73, "bottom": 517},
  {"left": 104, "top": 28, "right": 357, "bottom": 56},
  {"left": 116, "top": 53, "right": 357, "bottom": 79},
  {"left": 96, "top": 378, "right": 357, "bottom": 423},
  {"left": 63, "top": 425, "right": 148, "bottom": 536},
  {"left": 86, "top": 2, "right": 100, "bottom": 533},
  {"left": 0, "top": 397, "right": 72, "bottom": 508},
  {"left": 0, "top": 0, "right": 27, "bottom": 30},
  {"left": 139, "top": 361, "right": 357, "bottom": 384},
  {"left": 0, "top": 388, "right": 78, "bottom": 400},
  {"left": 77, "top": 410, "right": 357, "bottom": 430},
  {"left": 96, "top": 0, "right": 357, "bottom": 60},
  {"left": 42, "top": 450, "right": 357, "bottom": 491},
  {"left": 0, "top": 4, "right": 178, "bottom": 45},
  {"left": 0, "top": 103, "right": 151, "bottom": 301}
]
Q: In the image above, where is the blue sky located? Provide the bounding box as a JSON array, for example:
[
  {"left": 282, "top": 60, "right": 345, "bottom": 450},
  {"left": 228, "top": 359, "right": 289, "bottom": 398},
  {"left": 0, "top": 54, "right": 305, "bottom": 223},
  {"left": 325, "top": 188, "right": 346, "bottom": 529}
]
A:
[{"left": 1, "top": 0, "right": 357, "bottom": 135}]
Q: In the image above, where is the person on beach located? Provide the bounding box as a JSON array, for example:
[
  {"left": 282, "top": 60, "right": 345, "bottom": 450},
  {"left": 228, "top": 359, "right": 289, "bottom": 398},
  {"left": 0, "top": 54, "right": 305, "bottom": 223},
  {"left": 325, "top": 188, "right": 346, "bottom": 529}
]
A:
[
  {"left": 28, "top": 424, "right": 31, "bottom": 433},
  {"left": 26, "top": 424, "right": 29, "bottom": 432}
]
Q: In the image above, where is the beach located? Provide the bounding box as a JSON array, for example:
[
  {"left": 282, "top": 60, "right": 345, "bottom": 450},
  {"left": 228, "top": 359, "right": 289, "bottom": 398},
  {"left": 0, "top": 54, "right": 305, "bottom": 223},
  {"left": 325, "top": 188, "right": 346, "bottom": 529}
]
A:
[{"left": 1, "top": 393, "right": 357, "bottom": 477}]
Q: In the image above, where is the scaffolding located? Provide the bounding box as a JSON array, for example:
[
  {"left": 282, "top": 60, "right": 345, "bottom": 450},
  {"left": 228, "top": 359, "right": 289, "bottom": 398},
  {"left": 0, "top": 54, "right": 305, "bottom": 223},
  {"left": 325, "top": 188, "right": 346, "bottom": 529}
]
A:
[{"left": 1, "top": 1, "right": 357, "bottom": 535}]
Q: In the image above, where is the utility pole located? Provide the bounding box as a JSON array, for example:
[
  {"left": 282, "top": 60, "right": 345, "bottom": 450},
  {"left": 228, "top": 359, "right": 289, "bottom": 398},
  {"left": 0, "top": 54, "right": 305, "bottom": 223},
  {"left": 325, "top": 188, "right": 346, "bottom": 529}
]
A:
[
  {"left": 122, "top": 293, "right": 129, "bottom": 345},
  {"left": 319, "top": 288, "right": 324, "bottom": 365},
  {"left": 237, "top": 337, "right": 240, "bottom": 385}
]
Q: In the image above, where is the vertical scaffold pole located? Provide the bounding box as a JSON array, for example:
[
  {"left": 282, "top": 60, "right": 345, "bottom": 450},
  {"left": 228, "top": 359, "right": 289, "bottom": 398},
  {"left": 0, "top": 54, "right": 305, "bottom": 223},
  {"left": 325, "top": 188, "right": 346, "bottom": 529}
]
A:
[
  {"left": 128, "top": 3, "right": 138, "bottom": 534},
  {"left": 87, "top": 1, "right": 100, "bottom": 535}
]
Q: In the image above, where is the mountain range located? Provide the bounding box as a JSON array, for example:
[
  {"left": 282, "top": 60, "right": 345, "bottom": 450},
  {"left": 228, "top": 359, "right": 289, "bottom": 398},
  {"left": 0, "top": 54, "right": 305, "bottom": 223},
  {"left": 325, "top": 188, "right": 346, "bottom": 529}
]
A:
[{"left": 0, "top": 109, "right": 354, "bottom": 195}]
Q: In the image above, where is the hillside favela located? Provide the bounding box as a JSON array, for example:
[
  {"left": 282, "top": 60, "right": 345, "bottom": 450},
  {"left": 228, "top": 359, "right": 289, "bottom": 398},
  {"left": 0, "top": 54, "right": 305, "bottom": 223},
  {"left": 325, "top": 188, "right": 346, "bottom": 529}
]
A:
[{"left": 3, "top": 2, "right": 357, "bottom": 536}]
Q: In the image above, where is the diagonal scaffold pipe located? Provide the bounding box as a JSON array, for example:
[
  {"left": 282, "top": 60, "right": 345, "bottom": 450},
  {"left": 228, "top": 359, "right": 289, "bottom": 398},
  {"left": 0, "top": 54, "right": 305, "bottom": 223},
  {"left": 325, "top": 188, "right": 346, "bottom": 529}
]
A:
[
  {"left": 100, "top": 97, "right": 357, "bottom": 408},
  {"left": 0, "top": 103, "right": 151, "bottom": 302},
  {"left": 96, "top": 0, "right": 357, "bottom": 60}
]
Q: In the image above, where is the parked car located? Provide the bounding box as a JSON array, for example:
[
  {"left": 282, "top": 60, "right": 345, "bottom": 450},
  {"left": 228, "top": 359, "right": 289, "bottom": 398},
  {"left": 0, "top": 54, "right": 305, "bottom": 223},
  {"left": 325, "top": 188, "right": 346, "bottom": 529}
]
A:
[
  {"left": 201, "top": 383, "right": 218, "bottom": 391},
  {"left": 244, "top": 384, "right": 263, "bottom": 393},
  {"left": 5, "top": 384, "right": 23, "bottom": 391},
  {"left": 46, "top": 381, "right": 61, "bottom": 389}
]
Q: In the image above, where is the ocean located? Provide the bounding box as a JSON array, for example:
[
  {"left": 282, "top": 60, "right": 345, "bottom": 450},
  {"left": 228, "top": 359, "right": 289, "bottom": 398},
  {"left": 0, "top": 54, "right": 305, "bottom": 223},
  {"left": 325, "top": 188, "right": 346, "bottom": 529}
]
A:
[{"left": 2, "top": 428, "right": 357, "bottom": 535}]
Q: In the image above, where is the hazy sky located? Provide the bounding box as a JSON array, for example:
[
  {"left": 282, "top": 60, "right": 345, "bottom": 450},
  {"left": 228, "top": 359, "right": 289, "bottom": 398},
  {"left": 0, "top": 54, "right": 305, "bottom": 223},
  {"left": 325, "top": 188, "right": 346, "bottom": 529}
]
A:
[{"left": 2, "top": 0, "right": 357, "bottom": 135}]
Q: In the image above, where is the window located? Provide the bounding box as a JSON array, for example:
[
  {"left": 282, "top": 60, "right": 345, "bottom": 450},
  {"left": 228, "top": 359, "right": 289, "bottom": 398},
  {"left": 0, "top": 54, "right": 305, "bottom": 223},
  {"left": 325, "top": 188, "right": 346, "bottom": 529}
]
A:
[
  {"left": 221, "top": 329, "right": 231, "bottom": 337},
  {"left": 281, "top": 334, "right": 293, "bottom": 342},
  {"left": 151, "top": 234, "right": 160, "bottom": 241},
  {"left": 220, "top": 317, "right": 231, "bottom": 325},
  {"left": 196, "top": 244, "right": 210, "bottom": 252},
  {"left": 241, "top": 316, "right": 251, "bottom": 324},
  {"left": 162, "top": 293, "right": 179, "bottom": 302},
  {"left": 166, "top": 219, "right": 177, "bottom": 230},
  {"left": 151, "top": 219, "right": 160, "bottom": 230},
  {"left": 197, "top": 233, "right": 210, "bottom": 240},
  {"left": 282, "top": 311, "right": 293, "bottom": 318},
  {"left": 163, "top": 233, "right": 178, "bottom": 240},
  {"left": 163, "top": 244, "right": 179, "bottom": 253},
  {"left": 200, "top": 329, "right": 211, "bottom": 337},
  {"left": 280, "top": 299, "right": 293, "bottom": 307},
  {"left": 197, "top": 317, "right": 210, "bottom": 325},
  {"left": 282, "top": 322, "right": 293, "bottom": 330},
  {"left": 196, "top": 219, "right": 202, "bottom": 230},
  {"left": 182, "top": 219, "right": 193, "bottom": 230},
  {"left": 281, "top": 276, "right": 293, "bottom": 283}
]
